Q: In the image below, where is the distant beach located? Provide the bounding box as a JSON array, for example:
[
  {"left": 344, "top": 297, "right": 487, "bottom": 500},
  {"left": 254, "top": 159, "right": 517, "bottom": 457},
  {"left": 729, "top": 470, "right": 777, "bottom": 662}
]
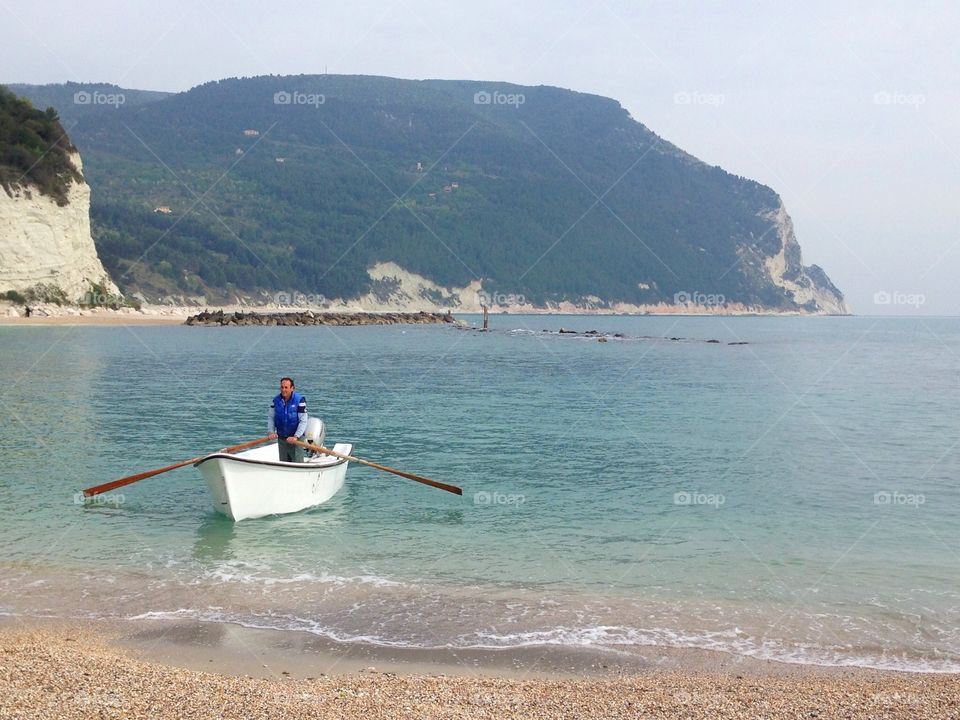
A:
[
  {"left": 0, "top": 298, "right": 844, "bottom": 327},
  {"left": 0, "top": 303, "right": 189, "bottom": 325},
  {"left": 0, "top": 307, "right": 461, "bottom": 327}
]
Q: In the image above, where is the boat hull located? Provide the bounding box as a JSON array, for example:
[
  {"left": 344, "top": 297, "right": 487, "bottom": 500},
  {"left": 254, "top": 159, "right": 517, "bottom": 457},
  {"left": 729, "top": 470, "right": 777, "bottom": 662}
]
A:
[{"left": 195, "top": 442, "right": 352, "bottom": 521}]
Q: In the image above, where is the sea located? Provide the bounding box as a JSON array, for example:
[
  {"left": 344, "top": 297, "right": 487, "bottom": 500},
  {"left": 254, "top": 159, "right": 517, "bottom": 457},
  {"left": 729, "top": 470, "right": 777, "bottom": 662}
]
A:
[{"left": 1, "top": 315, "right": 959, "bottom": 673}]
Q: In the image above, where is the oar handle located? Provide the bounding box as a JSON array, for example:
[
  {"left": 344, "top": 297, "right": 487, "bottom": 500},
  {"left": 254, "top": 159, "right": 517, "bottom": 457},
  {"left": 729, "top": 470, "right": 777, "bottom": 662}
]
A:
[
  {"left": 290, "top": 439, "right": 463, "bottom": 496},
  {"left": 83, "top": 435, "right": 275, "bottom": 497}
]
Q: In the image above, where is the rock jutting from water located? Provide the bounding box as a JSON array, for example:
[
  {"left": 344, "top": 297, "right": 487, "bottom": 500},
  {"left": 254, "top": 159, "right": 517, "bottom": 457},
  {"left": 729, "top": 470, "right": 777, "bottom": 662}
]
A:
[
  {"left": 184, "top": 309, "right": 462, "bottom": 327},
  {"left": 532, "top": 327, "right": 748, "bottom": 345}
]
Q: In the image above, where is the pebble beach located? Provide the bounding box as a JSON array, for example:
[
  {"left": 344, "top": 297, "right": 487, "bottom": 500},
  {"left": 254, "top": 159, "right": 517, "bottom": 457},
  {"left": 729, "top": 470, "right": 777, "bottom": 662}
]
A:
[{"left": 2, "top": 624, "right": 958, "bottom": 719}]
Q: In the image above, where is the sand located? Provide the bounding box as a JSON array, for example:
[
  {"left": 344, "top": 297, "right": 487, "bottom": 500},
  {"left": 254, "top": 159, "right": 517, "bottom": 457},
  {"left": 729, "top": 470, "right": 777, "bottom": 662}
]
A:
[
  {"left": 0, "top": 305, "right": 466, "bottom": 327},
  {"left": 0, "top": 310, "right": 188, "bottom": 325},
  {"left": 0, "top": 298, "right": 828, "bottom": 327},
  {"left": 1, "top": 619, "right": 958, "bottom": 719}
]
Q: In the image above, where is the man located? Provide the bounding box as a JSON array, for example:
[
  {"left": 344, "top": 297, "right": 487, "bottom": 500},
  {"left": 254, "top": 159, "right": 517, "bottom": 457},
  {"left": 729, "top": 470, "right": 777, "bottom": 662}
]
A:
[{"left": 268, "top": 377, "right": 308, "bottom": 462}]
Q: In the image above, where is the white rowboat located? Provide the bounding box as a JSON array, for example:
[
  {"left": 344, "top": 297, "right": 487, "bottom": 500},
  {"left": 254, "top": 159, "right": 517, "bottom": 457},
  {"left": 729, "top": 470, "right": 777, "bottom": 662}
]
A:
[{"left": 195, "top": 441, "right": 353, "bottom": 521}]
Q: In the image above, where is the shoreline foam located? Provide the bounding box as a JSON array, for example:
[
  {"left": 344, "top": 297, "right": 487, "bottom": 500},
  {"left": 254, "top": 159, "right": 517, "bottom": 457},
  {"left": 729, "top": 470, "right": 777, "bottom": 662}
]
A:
[
  {"left": 3, "top": 606, "right": 958, "bottom": 677},
  {"left": 1, "top": 617, "right": 957, "bottom": 719}
]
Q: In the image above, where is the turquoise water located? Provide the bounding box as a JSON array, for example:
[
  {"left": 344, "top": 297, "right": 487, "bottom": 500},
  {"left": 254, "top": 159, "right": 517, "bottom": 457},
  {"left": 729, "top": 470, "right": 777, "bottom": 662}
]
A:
[{"left": 1, "top": 316, "right": 959, "bottom": 671}]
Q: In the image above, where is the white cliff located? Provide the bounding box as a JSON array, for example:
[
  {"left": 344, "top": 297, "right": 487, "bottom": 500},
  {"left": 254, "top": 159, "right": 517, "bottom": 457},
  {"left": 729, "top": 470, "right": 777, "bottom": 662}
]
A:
[
  {"left": 351, "top": 262, "right": 484, "bottom": 312},
  {"left": 0, "top": 152, "right": 118, "bottom": 301},
  {"left": 325, "top": 262, "right": 802, "bottom": 316},
  {"left": 759, "top": 202, "right": 849, "bottom": 315}
]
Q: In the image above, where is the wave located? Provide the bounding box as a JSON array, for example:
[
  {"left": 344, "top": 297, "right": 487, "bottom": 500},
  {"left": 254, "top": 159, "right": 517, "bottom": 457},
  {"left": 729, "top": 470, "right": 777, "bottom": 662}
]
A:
[
  {"left": 120, "top": 608, "right": 960, "bottom": 674},
  {"left": 5, "top": 564, "right": 960, "bottom": 675},
  {"left": 198, "top": 563, "right": 404, "bottom": 588}
]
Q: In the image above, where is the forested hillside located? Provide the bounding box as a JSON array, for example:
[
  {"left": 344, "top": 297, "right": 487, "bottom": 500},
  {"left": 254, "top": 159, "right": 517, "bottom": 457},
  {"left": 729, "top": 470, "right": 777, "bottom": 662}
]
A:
[
  {"left": 7, "top": 76, "right": 844, "bottom": 310},
  {"left": 0, "top": 86, "right": 81, "bottom": 206}
]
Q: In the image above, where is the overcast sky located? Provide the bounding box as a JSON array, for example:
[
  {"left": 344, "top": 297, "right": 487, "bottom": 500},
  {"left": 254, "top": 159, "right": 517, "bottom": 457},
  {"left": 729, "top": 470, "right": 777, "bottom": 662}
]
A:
[{"left": 2, "top": 1, "right": 957, "bottom": 315}]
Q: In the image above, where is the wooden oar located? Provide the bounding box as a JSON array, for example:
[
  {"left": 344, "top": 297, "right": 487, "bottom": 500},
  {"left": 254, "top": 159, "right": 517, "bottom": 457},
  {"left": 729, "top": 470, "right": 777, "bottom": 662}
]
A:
[
  {"left": 83, "top": 435, "right": 275, "bottom": 498},
  {"left": 289, "top": 438, "right": 462, "bottom": 496}
]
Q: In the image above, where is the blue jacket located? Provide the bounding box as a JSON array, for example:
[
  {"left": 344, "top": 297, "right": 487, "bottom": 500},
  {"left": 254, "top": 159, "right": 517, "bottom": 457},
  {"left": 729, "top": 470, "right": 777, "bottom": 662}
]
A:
[{"left": 270, "top": 391, "right": 307, "bottom": 438}]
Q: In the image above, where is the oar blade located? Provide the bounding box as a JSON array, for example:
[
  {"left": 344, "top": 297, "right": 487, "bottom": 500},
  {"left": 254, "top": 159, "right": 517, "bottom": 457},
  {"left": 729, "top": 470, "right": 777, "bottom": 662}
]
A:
[
  {"left": 363, "top": 462, "right": 463, "bottom": 495},
  {"left": 84, "top": 458, "right": 200, "bottom": 497},
  {"left": 82, "top": 435, "right": 274, "bottom": 498},
  {"left": 292, "top": 440, "right": 463, "bottom": 495}
]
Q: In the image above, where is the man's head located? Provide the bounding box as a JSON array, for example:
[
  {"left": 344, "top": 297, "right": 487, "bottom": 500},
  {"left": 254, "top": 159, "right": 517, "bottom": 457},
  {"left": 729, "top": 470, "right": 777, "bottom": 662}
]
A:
[{"left": 279, "top": 377, "right": 295, "bottom": 400}]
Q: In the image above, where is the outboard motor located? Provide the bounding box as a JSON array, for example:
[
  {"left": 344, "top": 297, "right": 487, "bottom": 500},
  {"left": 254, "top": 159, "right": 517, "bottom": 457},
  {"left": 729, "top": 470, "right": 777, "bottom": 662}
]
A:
[{"left": 303, "top": 417, "right": 326, "bottom": 451}]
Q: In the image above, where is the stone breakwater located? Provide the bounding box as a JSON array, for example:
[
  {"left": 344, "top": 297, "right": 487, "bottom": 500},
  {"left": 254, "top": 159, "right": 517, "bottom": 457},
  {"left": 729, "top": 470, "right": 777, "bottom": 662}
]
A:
[
  {"left": 0, "top": 151, "right": 118, "bottom": 300},
  {"left": 184, "top": 310, "right": 463, "bottom": 327}
]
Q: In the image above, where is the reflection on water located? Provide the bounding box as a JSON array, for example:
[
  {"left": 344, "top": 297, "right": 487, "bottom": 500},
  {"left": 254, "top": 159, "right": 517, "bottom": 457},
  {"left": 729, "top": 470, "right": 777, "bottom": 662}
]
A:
[
  {"left": 192, "top": 489, "right": 352, "bottom": 563},
  {"left": 192, "top": 515, "right": 237, "bottom": 562}
]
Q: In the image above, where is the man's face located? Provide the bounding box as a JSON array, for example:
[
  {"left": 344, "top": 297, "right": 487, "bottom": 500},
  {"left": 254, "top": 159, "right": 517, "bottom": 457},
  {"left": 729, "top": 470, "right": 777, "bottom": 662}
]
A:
[{"left": 280, "top": 380, "right": 294, "bottom": 400}]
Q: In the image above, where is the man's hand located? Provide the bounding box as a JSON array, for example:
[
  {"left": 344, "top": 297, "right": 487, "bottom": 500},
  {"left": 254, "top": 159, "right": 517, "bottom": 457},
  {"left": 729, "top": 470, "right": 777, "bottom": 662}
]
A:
[
  {"left": 286, "top": 436, "right": 297, "bottom": 443},
  {"left": 268, "top": 433, "right": 278, "bottom": 440}
]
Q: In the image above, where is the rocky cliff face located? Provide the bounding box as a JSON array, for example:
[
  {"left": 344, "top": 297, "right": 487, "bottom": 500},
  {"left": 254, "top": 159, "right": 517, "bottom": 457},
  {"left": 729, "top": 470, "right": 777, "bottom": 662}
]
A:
[
  {"left": 757, "top": 202, "right": 848, "bottom": 315},
  {"left": 0, "top": 152, "right": 117, "bottom": 301},
  {"left": 341, "top": 208, "right": 849, "bottom": 316}
]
